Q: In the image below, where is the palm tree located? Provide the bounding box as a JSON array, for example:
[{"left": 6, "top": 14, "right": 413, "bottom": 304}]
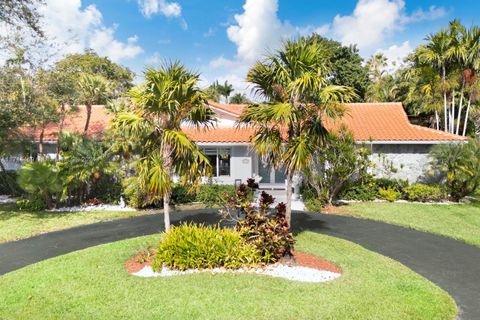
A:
[
  {"left": 238, "top": 37, "right": 356, "bottom": 226},
  {"left": 230, "top": 92, "right": 250, "bottom": 104},
  {"left": 366, "top": 53, "right": 388, "bottom": 83},
  {"left": 216, "top": 80, "right": 234, "bottom": 103},
  {"left": 416, "top": 30, "right": 453, "bottom": 132},
  {"left": 111, "top": 62, "right": 215, "bottom": 232},
  {"left": 78, "top": 73, "right": 110, "bottom": 134}
]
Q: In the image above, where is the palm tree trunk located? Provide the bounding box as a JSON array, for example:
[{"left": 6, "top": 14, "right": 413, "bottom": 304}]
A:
[
  {"left": 39, "top": 128, "right": 45, "bottom": 158},
  {"left": 435, "top": 108, "right": 440, "bottom": 130},
  {"left": 162, "top": 143, "right": 173, "bottom": 232},
  {"left": 83, "top": 103, "right": 92, "bottom": 135},
  {"left": 57, "top": 103, "right": 66, "bottom": 160},
  {"left": 456, "top": 81, "right": 465, "bottom": 134},
  {"left": 462, "top": 95, "right": 472, "bottom": 136},
  {"left": 285, "top": 167, "right": 293, "bottom": 228},
  {"left": 442, "top": 67, "right": 448, "bottom": 132},
  {"left": 450, "top": 91, "right": 455, "bottom": 133}
]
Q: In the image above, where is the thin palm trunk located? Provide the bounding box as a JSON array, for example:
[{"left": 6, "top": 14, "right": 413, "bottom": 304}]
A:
[
  {"left": 84, "top": 103, "right": 92, "bottom": 134},
  {"left": 450, "top": 91, "right": 455, "bottom": 133},
  {"left": 162, "top": 143, "right": 173, "bottom": 232},
  {"left": 285, "top": 167, "right": 293, "bottom": 227},
  {"left": 456, "top": 80, "right": 465, "bottom": 134},
  {"left": 57, "top": 103, "right": 66, "bottom": 160},
  {"left": 442, "top": 67, "right": 448, "bottom": 132},
  {"left": 39, "top": 128, "right": 45, "bottom": 157},
  {"left": 462, "top": 95, "right": 472, "bottom": 136},
  {"left": 435, "top": 108, "right": 440, "bottom": 130}
]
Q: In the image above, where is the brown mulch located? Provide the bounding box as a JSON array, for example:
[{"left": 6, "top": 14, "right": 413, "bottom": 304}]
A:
[{"left": 125, "top": 251, "right": 342, "bottom": 274}]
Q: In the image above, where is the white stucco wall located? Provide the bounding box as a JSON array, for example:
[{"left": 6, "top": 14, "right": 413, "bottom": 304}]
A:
[{"left": 368, "top": 144, "right": 433, "bottom": 182}]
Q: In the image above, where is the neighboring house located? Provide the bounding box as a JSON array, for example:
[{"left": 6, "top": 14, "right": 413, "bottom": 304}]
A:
[{"left": 9, "top": 102, "right": 466, "bottom": 187}]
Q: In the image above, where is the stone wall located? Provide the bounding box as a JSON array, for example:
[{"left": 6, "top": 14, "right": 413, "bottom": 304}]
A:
[{"left": 369, "top": 144, "right": 433, "bottom": 182}]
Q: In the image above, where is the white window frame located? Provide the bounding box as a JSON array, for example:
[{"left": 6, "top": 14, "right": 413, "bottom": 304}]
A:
[{"left": 201, "top": 147, "right": 231, "bottom": 177}]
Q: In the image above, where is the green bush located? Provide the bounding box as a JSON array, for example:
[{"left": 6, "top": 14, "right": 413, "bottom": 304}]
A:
[
  {"left": 88, "top": 174, "right": 123, "bottom": 204},
  {"left": 195, "top": 183, "right": 236, "bottom": 206},
  {"left": 340, "top": 182, "right": 378, "bottom": 201},
  {"left": 152, "top": 223, "right": 261, "bottom": 271},
  {"left": 429, "top": 139, "right": 480, "bottom": 201},
  {"left": 304, "top": 197, "right": 324, "bottom": 212},
  {"left": 375, "top": 178, "right": 408, "bottom": 193},
  {"left": 171, "top": 184, "right": 196, "bottom": 204},
  {"left": 403, "top": 184, "right": 446, "bottom": 202},
  {"left": 378, "top": 187, "right": 401, "bottom": 202},
  {"left": 17, "top": 161, "right": 62, "bottom": 209},
  {"left": 122, "top": 176, "right": 160, "bottom": 209},
  {"left": 0, "top": 171, "right": 22, "bottom": 196},
  {"left": 16, "top": 198, "right": 47, "bottom": 211}
]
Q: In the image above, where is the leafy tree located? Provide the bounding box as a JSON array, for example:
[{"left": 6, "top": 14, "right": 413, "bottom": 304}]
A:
[
  {"left": 239, "top": 36, "right": 356, "bottom": 226},
  {"left": 0, "top": 0, "right": 44, "bottom": 37},
  {"left": 429, "top": 139, "right": 480, "bottom": 201},
  {"left": 77, "top": 73, "right": 110, "bottom": 134},
  {"left": 204, "top": 83, "right": 221, "bottom": 102},
  {"left": 229, "top": 93, "right": 250, "bottom": 104},
  {"left": 111, "top": 62, "right": 215, "bottom": 232},
  {"left": 309, "top": 34, "right": 370, "bottom": 101},
  {"left": 303, "top": 127, "right": 372, "bottom": 207}
]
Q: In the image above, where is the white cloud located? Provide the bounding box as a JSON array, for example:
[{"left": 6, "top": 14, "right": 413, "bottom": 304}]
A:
[
  {"left": 137, "top": 0, "right": 181, "bottom": 18},
  {"left": 333, "top": 0, "right": 405, "bottom": 50},
  {"left": 39, "top": 0, "right": 143, "bottom": 62},
  {"left": 145, "top": 52, "right": 162, "bottom": 65},
  {"left": 332, "top": 0, "right": 447, "bottom": 50},
  {"left": 376, "top": 40, "right": 413, "bottom": 73}
]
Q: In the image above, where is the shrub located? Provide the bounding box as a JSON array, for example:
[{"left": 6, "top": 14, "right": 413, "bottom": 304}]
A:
[
  {"left": 304, "top": 197, "right": 324, "bottom": 212},
  {"left": 246, "top": 178, "right": 259, "bottom": 189},
  {"left": 171, "top": 184, "right": 196, "bottom": 204},
  {"left": 378, "top": 187, "right": 401, "bottom": 202},
  {"left": 375, "top": 178, "right": 408, "bottom": 193},
  {"left": 17, "top": 161, "right": 62, "bottom": 209},
  {"left": 340, "top": 181, "right": 378, "bottom": 201},
  {"left": 195, "top": 183, "right": 236, "bottom": 206},
  {"left": 152, "top": 223, "right": 261, "bottom": 271},
  {"left": 403, "top": 184, "right": 446, "bottom": 202},
  {"left": 222, "top": 188, "right": 295, "bottom": 263},
  {"left": 122, "top": 176, "right": 160, "bottom": 209},
  {"left": 15, "top": 198, "right": 47, "bottom": 211},
  {"left": 88, "top": 174, "right": 122, "bottom": 204},
  {"left": 0, "top": 171, "right": 22, "bottom": 196},
  {"left": 429, "top": 139, "right": 480, "bottom": 201}
]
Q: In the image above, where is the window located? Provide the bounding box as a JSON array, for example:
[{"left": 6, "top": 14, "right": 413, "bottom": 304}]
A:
[{"left": 201, "top": 147, "right": 231, "bottom": 176}]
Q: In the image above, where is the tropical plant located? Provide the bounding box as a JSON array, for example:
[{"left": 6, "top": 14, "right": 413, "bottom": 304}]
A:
[
  {"left": 229, "top": 93, "right": 250, "bottom": 104},
  {"left": 111, "top": 62, "right": 216, "bottom": 232},
  {"left": 17, "top": 161, "right": 62, "bottom": 209},
  {"left": 215, "top": 80, "right": 234, "bottom": 103},
  {"left": 58, "top": 132, "right": 117, "bottom": 204},
  {"left": 77, "top": 73, "right": 110, "bottom": 134},
  {"left": 403, "top": 184, "right": 446, "bottom": 202},
  {"left": 238, "top": 36, "right": 356, "bottom": 225},
  {"left": 303, "top": 127, "right": 373, "bottom": 207},
  {"left": 152, "top": 223, "right": 261, "bottom": 271},
  {"left": 429, "top": 139, "right": 480, "bottom": 201},
  {"left": 378, "top": 187, "right": 402, "bottom": 202}
]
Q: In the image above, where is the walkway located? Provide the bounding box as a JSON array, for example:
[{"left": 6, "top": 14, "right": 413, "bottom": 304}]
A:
[{"left": 0, "top": 210, "right": 479, "bottom": 319}]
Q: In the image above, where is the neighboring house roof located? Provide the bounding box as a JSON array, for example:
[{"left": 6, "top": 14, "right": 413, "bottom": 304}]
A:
[
  {"left": 25, "top": 105, "right": 110, "bottom": 142},
  {"left": 27, "top": 102, "right": 466, "bottom": 144}
]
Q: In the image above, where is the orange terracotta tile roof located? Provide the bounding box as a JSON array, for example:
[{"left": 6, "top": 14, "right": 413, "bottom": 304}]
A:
[
  {"left": 25, "top": 105, "right": 110, "bottom": 141},
  {"left": 207, "top": 101, "right": 246, "bottom": 116},
  {"left": 25, "top": 102, "right": 466, "bottom": 143},
  {"left": 324, "top": 103, "right": 466, "bottom": 142}
]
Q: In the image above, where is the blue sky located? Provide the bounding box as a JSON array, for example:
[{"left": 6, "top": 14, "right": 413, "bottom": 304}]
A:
[{"left": 39, "top": 0, "right": 480, "bottom": 93}]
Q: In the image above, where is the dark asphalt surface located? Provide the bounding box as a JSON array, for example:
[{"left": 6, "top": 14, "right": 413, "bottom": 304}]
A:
[{"left": 0, "top": 209, "right": 479, "bottom": 319}]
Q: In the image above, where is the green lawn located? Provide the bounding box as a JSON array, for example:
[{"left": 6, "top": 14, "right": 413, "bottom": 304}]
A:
[
  {"left": 0, "top": 203, "right": 154, "bottom": 243},
  {"left": 334, "top": 202, "right": 480, "bottom": 247},
  {"left": 0, "top": 232, "right": 456, "bottom": 319}
]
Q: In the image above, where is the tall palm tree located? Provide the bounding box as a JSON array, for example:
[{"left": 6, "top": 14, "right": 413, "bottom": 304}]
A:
[
  {"left": 462, "top": 26, "right": 480, "bottom": 136},
  {"left": 366, "top": 53, "right": 388, "bottom": 83},
  {"left": 78, "top": 73, "right": 110, "bottom": 134},
  {"left": 416, "top": 30, "right": 453, "bottom": 132},
  {"left": 111, "top": 62, "right": 215, "bottom": 232},
  {"left": 238, "top": 37, "right": 356, "bottom": 226},
  {"left": 216, "top": 80, "right": 234, "bottom": 103}
]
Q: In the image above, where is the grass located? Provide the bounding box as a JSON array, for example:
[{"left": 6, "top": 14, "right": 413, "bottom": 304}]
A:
[
  {"left": 0, "top": 232, "right": 456, "bottom": 319},
  {"left": 333, "top": 202, "right": 480, "bottom": 247},
  {"left": 0, "top": 203, "right": 202, "bottom": 244}
]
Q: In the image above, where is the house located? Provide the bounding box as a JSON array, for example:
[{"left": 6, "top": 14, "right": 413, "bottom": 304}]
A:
[{"left": 8, "top": 101, "right": 466, "bottom": 188}]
